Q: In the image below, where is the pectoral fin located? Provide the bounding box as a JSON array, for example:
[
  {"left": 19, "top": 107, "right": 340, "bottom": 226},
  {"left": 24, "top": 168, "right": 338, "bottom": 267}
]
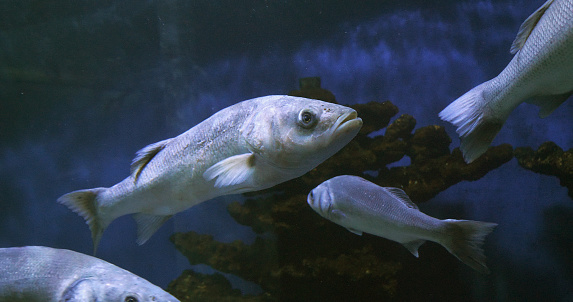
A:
[
  {"left": 203, "top": 153, "right": 256, "bottom": 188},
  {"left": 329, "top": 209, "right": 347, "bottom": 221},
  {"left": 510, "top": 0, "right": 554, "bottom": 54},
  {"left": 133, "top": 213, "right": 172, "bottom": 245}
]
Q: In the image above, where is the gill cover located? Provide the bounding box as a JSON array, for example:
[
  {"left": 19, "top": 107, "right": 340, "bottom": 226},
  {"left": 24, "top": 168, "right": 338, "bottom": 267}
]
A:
[
  {"left": 240, "top": 100, "right": 326, "bottom": 169},
  {"left": 61, "top": 278, "right": 96, "bottom": 301}
]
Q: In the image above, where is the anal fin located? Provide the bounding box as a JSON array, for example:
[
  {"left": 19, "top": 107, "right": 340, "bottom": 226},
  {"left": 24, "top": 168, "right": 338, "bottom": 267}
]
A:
[
  {"left": 527, "top": 92, "right": 572, "bottom": 118},
  {"left": 133, "top": 213, "right": 173, "bottom": 245},
  {"left": 402, "top": 240, "right": 425, "bottom": 258}
]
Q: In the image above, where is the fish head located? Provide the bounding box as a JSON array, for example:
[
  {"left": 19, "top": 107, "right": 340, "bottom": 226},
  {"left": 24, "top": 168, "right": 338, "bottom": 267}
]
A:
[
  {"left": 308, "top": 179, "right": 352, "bottom": 224},
  {"left": 308, "top": 176, "right": 363, "bottom": 224},
  {"left": 242, "top": 96, "right": 362, "bottom": 174},
  {"left": 307, "top": 181, "right": 334, "bottom": 218},
  {"left": 63, "top": 272, "right": 180, "bottom": 302}
]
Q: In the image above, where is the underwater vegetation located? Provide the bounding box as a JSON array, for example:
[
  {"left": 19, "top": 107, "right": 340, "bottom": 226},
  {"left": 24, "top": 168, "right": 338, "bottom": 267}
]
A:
[
  {"left": 515, "top": 142, "right": 573, "bottom": 199},
  {"left": 165, "top": 81, "right": 522, "bottom": 301}
]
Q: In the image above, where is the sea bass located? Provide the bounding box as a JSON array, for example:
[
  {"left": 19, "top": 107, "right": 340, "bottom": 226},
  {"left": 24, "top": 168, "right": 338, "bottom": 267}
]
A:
[
  {"left": 308, "top": 175, "right": 497, "bottom": 274},
  {"left": 0, "top": 246, "right": 179, "bottom": 302},
  {"left": 440, "top": 0, "right": 573, "bottom": 162},
  {"left": 59, "top": 95, "right": 362, "bottom": 253}
]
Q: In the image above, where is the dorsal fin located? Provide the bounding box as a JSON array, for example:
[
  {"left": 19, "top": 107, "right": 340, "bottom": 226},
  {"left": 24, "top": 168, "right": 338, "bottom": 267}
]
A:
[
  {"left": 130, "top": 138, "right": 171, "bottom": 181},
  {"left": 510, "top": 0, "right": 554, "bottom": 54},
  {"left": 383, "top": 187, "right": 419, "bottom": 210}
]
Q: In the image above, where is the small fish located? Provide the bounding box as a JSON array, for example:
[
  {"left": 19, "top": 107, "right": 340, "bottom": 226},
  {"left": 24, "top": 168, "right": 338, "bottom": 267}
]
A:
[
  {"left": 308, "top": 175, "right": 497, "bottom": 274},
  {"left": 59, "top": 95, "right": 362, "bottom": 253},
  {"left": 440, "top": 0, "right": 573, "bottom": 162},
  {"left": 0, "top": 246, "right": 179, "bottom": 302}
]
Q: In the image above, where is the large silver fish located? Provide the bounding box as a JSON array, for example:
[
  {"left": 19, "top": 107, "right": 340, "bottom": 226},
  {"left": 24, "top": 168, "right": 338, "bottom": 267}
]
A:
[
  {"left": 440, "top": 0, "right": 573, "bottom": 163},
  {"left": 59, "top": 95, "right": 362, "bottom": 253},
  {"left": 0, "top": 246, "right": 179, "bottom": 302},
  {"left": 308, "top": 175, "right": 497, "bottom": 274}
]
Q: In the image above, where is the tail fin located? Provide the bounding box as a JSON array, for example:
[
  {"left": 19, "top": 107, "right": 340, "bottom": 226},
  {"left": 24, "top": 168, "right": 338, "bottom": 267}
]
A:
[
  {"left": 440, "top": 219, "right": 497, "bottom": 274},
  {"left": 439, "top": 82, "right": 503, "bottom": 163},
  {"left": 57, "top": 188, "right": 107, "bottom": 254}
]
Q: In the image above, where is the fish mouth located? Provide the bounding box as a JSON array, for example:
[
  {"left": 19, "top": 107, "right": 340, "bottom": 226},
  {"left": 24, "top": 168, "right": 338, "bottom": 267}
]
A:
[
  {"left": 307, "top": 187, "right": 328, "bottom": 216},
  {"left": 307, "top": 189, "right": 315, "bottom": 206},
  {"left": 331, "top": 110, "right": 363, "bottom": 138}
]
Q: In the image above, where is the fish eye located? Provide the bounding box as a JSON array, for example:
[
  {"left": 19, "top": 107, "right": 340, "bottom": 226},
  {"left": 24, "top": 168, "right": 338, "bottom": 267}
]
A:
[
  {"left": 297, "top": 109, "right": 318, "bottom": 129},
  {"left": 125, "top": 296, "right": 139, "bottom": 302}
]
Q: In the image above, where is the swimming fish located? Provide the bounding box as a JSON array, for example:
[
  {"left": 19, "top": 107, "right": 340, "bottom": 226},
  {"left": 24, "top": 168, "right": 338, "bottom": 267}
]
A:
[
  {"left": 440, "top": 0, "right": 573, "bottom": 163},
  {"left": 59, "top": 95, "right": 362, "bottom": 253},
  {"left": 0, "top": 246, "right": 179, "bottom": 302},
  {"left": 308, "top": 175, "right": 497, "bottom": 274}
]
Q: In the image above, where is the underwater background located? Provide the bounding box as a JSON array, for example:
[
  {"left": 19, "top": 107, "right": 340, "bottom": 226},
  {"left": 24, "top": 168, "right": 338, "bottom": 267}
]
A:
[{"left": 1, "top": 0, "right": 572, "bottom": 301}]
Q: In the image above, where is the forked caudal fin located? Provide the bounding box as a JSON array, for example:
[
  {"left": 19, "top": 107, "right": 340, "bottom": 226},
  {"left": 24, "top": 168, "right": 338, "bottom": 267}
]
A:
[
  {"left": 440, "top": 219, "right": 498, "bottom": 274},
  {"left": 439, "top": 82, "right": 503, "bottom": 163},
  {"left": 57, "top": 188, "right": 107, "bottom": 254}
]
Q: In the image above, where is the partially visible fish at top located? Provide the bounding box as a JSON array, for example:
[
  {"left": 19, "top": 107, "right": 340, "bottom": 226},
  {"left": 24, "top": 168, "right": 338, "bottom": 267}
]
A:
[
  {"left": 440, "top": 0, "right": 573, "bottom": 163},
  {"left": 59, "top": 95, "right": 362, "bottom": 253},
  {"left": 308, "top": 175, "right": 497, "bottom": 274},
  {"left": 0, "top": 246, "right": 180, "bottom": 302}
]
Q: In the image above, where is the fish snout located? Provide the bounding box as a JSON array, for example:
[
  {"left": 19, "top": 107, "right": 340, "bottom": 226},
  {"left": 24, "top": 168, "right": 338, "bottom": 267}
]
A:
[
  {"left": 307, "top": 189, "right": 317, "bottom": 207},
  {"left": 322, "top": 109, "right": 362, "bottom": 153},
  {"left": 307, "top": 186, "right": 332, "bottom": 216},
  {"left": 333, "top": 110, "right": 362, "bottom": 134}
]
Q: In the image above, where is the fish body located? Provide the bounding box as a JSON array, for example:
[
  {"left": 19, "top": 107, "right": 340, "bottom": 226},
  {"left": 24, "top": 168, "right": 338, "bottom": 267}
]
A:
[
  {"left": 440, "top": 0, "right": 573, "bottom": 162},
  {"left": 59, "top": 95, "right": 362, "bottom": 252},
  {"left": 308, "top": 175, "right": 497, "bottom": 274},
  {"left": 0, "top": 246, "right": 179, "bottom": 302}
]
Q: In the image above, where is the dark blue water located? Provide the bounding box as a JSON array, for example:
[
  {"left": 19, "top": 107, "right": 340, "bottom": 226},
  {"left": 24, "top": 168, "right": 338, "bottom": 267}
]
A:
[{"left": 1, "top": 0, "right": 572, "bottom": 300}]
